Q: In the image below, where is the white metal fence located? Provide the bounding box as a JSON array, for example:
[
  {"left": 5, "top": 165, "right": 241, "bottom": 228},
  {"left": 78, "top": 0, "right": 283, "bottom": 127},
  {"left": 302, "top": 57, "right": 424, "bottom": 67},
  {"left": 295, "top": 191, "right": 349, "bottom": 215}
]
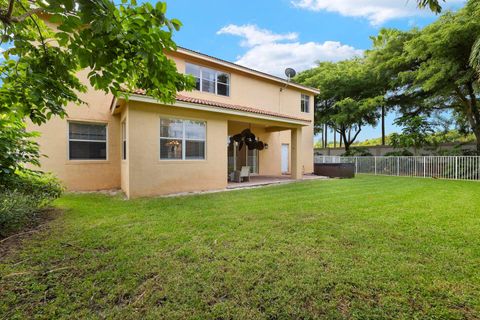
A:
[{"left": 314, "top": 156, "right": 480, "bottom": 181}]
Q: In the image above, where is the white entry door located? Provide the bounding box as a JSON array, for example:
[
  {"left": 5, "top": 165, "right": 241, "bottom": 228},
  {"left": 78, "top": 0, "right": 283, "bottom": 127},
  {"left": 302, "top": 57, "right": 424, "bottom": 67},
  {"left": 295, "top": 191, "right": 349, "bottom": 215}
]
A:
[{"left": 281, "top": 144, "right": 289, "bottom": 174}]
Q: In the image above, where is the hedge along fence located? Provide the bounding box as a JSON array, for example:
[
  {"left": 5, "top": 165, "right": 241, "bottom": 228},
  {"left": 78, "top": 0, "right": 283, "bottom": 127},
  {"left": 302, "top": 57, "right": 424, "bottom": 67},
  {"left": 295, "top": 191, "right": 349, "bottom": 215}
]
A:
[{"left": 315, "top": 156, "right": 480, "bottom": 181}]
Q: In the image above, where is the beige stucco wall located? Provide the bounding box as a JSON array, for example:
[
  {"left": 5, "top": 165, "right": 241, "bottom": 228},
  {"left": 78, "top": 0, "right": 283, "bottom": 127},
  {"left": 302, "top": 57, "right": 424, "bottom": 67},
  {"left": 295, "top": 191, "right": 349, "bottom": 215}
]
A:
[
  {"left": 27, "top": 69, "right": 121, "bottom": 191},
  {"left": 120, "top": 107, "right": 130, "bottom": 195},
  {"left": 169, "top": 51, "right": 315, "bottom": 175},
  {"left": 28, "top": 49, "right": 315, "bottom": 197},
  {"left": 126, "top": 102, "right": 228, "bottom": 198},
  {"left": 168, "top": 52, "right": 315, "bottom": 124}
]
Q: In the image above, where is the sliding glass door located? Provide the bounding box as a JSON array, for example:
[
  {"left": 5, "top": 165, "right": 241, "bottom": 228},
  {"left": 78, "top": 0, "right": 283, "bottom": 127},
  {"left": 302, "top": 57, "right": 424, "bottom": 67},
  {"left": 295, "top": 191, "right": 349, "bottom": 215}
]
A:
[{"left": 227, "top": 139, "right": 259, "bottom": 175}]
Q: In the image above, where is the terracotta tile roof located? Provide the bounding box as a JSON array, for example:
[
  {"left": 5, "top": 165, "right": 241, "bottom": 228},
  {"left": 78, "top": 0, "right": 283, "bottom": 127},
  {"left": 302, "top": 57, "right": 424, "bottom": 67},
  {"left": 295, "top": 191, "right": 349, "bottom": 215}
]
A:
[{"left": 128, "top": 89, "right": 311, "bottom": 123}]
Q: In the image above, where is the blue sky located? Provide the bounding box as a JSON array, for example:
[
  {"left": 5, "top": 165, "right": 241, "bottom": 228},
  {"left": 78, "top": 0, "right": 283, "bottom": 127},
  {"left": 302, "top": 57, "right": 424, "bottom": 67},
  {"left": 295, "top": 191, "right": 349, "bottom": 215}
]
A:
[{"left": 164, "top": 0, "right": 465, "bottom": 143}]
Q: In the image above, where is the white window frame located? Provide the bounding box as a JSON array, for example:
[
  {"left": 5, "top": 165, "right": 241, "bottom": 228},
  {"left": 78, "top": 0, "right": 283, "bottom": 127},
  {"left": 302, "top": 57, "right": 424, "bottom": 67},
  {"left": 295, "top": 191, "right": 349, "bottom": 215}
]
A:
[
  {"left": 159, "top": 117, "right": 207, "bottom": 161},
  {"left": 186, "top": 63, "right": 230, "bottom": 97},
  {"left": 301, "top": 94, "right": 310, "bottom": 113},
  {"left": 67, "top": 121, "right": 108, "bottom": 161}
]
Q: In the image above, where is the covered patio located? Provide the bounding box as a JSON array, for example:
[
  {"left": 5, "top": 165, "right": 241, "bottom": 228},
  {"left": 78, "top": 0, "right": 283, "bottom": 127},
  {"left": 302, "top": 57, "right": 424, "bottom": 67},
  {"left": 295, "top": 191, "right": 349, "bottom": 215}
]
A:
[{"left": 227, "top": 174, "right": 326, "bottom": 190}]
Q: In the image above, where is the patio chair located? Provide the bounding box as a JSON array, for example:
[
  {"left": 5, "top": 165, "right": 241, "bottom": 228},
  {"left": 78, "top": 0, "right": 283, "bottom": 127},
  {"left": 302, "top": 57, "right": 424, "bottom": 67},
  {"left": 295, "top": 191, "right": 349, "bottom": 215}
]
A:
[{"left": 233, "top": 166, "right": 251, "bottom": 182}]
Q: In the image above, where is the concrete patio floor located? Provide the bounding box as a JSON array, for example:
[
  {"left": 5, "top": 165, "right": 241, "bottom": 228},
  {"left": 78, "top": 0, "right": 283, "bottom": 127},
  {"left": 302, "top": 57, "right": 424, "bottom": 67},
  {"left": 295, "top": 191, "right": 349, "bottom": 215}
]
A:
[{"left": 227, "top": 174, "right": 327, "bottom": 190}]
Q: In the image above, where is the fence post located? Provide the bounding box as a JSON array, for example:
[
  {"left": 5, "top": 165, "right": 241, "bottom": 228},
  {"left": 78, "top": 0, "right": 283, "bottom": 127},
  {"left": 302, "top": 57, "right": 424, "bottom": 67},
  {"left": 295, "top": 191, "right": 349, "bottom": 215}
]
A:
[
  {"left": 355, "top": 157, "right": 358, "bottom": 174},
  {"left": 397, "top": 157, "right": 400, "bottom": 176},
  {"left": 423, "top": 156, "right": 426, "bottom": 178},
  {"left": 374, "top": 157, "right": 377, "bottom": 175},
  {"left": 455, "top": 156, "right": 458, "bottom": 180}
]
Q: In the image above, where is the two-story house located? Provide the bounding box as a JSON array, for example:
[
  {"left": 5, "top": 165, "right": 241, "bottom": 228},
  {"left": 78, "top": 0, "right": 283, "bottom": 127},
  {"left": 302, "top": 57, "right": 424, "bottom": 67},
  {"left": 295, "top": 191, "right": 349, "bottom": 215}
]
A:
[{"left": 28, "top": 47, "right": 319, "bottom": 198}]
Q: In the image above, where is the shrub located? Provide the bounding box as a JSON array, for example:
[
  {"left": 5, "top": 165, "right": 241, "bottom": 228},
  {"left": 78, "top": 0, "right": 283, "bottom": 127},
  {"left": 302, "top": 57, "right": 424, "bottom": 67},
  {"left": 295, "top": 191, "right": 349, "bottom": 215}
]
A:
[
  {"left": 342, "top": 147, "right": 373, "bottom": 156},
  {"left": 0, "top": 171, "right": 63, "bottom": 238}
]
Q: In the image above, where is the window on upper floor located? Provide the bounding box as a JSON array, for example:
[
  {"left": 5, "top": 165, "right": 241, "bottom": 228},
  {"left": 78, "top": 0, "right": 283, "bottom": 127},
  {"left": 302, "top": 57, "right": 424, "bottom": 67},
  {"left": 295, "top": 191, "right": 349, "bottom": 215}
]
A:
[
  {"left": 185, "top": 63, "right": 230, "bottom": 97},
  {"left": 301, "top": 94, "right": 310, "bottom": 113},
  {"left": 68, "top": 122, "right": 107, "bottom": 160},
  {"left": 160, "top": 118, "right": 206, "bottom": 160}
]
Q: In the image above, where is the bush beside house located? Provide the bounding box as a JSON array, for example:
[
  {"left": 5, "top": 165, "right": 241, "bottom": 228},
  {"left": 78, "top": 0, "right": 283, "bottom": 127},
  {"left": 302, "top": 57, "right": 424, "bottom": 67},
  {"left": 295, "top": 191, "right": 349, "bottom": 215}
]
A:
[{"left": 0, "top": 171, "right": 63, "bottom": 238}]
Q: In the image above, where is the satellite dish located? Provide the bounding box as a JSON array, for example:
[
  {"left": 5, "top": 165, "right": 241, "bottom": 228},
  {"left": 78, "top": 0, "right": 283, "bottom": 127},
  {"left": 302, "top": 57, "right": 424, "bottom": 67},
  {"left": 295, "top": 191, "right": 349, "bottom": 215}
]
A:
[{"left": 285, "top": 68, "right": 296, "bottom": 80}]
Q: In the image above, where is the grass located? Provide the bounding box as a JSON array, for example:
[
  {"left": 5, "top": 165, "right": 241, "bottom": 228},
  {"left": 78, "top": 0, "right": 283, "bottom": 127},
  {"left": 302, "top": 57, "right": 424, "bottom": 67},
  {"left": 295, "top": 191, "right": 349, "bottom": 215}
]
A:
[{"left": 1, "top": 175, "right": 480, "bottom": 319}]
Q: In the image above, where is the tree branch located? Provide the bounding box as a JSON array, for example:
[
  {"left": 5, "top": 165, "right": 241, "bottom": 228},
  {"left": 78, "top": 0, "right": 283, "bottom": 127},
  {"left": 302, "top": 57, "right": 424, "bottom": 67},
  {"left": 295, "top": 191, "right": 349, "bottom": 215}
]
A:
[
  {"left": 350, "top": 126, "right": 362, "bottom": 145},
  {"left": 15, "top": 1, "right": 47, "bottom": 56},
  {"left": 466, "top": 81, "right": 480, "bottom": 126},
  {"left": 6, "top": 0, "right": 15, "bottom": 19},
  {"left": 10, "top": 7, "right": 43, "bottom": 23}
]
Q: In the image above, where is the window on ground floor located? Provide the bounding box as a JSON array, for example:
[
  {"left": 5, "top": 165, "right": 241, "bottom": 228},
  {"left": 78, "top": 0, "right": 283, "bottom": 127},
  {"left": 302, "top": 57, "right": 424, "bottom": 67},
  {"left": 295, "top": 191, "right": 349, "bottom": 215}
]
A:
[
  {"left": 160, "top": 118, "right": 206, "bottom": 160},
  {"left": 68, "top": 122, "right": 107, "bottom": 160}
]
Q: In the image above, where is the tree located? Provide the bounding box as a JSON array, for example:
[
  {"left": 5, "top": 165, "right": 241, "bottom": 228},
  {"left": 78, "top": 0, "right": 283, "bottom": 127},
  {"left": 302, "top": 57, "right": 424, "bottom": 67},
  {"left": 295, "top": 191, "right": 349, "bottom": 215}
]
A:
[
  {"left": 390, "top": 116, "right": 434, "bottom": 155},
  {"left": 368, "top": 1, "right": 480, "bottom": 153},
  {"left": 368, "top": 29, "right": 409, "bottom": 146},
  {"left": 0, "top": 0, "right": 193, "bottom": 178},
  {"left": 295, "top": 59, "right": 383, "bottom": 152},
  {"left": 416, "top": 0, "right": 480, "bottom": 74},
  {"left": 416, "top": 0, "right": 444, "bottom": 13}
]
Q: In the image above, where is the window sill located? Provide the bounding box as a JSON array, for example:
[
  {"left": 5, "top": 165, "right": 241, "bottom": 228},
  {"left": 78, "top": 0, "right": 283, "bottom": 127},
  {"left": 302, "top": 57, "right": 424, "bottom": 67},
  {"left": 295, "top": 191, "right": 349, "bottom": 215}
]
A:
[
  {"left": 157, "top": 159, "right": 208, "bottom": 164},
  {"left": 189, "top": 90, "right": 231, "bottom": 99},
  {"left": 66, "top": 160, "right": 111, "bottom": 165}
]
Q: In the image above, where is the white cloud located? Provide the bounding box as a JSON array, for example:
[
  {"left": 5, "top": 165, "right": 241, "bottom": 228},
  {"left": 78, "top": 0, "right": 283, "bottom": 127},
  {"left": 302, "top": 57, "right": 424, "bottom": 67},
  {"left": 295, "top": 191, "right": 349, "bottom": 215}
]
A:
[
  {"left": 217, "top": 24, "right": 298, "bottom": 47},
  {"left": 292, "top": 0, "right": 465, "bottom": 25},
  {"left": 217, "top": 24, "right": 362, "bottom": 77}
]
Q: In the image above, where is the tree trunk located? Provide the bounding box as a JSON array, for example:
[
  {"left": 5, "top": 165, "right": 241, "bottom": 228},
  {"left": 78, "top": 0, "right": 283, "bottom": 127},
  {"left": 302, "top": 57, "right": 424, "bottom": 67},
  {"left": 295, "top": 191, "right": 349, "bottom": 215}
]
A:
[
  {"left": 324, "top": 124, "right": 328, "bottom": 148},
  {"left": 467, "top": 84, "right": 480, "bottom": 154},
  {"left": 454, "top": 84, "right": 480, "bottom": 153},
  {"left": 340, "top": 131, "right": 349, "bottom": 152},
  {"left": 343, "top": 138, "right": 350, "bottom": 152},
  {"left": 381, "top": 105, "right": 386, "bottom": 146},
  {"left": 474, "top": 129, "right": 480, "bottom": 154}
]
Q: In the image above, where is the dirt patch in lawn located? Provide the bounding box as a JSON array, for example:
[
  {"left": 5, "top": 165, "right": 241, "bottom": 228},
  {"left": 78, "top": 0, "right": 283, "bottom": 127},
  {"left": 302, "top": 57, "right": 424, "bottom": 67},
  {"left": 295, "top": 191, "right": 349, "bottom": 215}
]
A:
[{"left": 0, "top": 208, "right": 63, "bottom": 258}]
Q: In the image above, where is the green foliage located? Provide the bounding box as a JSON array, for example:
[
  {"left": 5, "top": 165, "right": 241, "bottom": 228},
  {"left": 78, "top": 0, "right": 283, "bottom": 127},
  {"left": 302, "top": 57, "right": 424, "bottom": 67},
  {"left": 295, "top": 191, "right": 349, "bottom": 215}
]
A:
[
  {"left": 341, "top": 147, "right": 373, "bottom": 157},
  {"left": 352, "top": 135, "right": 393, "bottom": 147},
  {"left": 0, "top": 0, "right": 193, "bottom": 125},
  {"left": 470, "top": 36, "right": 480, "bottom": 74},
  {"left": 367, "top": 1, "right": 480, "bottom": 151},
  {"left": 416, "top": 0, "right": 444, "bottom": 13},
  {"left": 295, "top": 59, "right": 384, "bottom": 151},
  {"left": 350, "top": 130, "right": 475, "bottom": 147},
  {"left": 390, "top": 116, "right": 434, "bottom": 155},
  {"left": 0, "top": 116, "right": 41, "bottom": 180},
  {"left": 0, "top": 171, "right": 63, "bottom": 237},
  {"left": 0, "top": 0, "right": 193, "bottom": 181}
]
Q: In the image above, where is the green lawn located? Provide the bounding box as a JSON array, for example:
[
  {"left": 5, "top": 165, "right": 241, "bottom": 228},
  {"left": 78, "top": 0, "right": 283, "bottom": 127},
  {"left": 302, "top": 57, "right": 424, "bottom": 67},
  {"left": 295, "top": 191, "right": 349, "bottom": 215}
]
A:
[{"left": 1, "top": 175, "right": 480, "bottom": 319}]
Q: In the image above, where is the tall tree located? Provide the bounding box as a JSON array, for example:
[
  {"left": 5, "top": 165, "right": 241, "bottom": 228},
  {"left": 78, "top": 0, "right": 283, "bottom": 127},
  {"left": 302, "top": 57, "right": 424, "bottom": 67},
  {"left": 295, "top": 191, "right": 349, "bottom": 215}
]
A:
[
  {"left": 295, "top": 59, "right": 383, "bottom": 152},
  {"left": 368, "top": 1, "right": 480, "bottom": 152},
  {"left": 0, "top": 0, "right": 193, "bottom": 177},
  {"left": 416, "top": 0, "right": 480, "bottom": 74}
]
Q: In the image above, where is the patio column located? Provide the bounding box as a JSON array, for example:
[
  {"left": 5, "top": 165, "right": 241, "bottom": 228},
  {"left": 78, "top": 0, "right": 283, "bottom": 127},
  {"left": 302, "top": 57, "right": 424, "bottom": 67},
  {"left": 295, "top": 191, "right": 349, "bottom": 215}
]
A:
[{"left": 291, "top": 127, "right": 303, "bottom": 180}]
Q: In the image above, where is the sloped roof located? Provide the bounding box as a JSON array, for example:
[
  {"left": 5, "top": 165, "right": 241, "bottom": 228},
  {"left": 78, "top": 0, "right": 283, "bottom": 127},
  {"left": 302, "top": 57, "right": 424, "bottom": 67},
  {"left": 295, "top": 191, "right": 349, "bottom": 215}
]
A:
[{"left": 127, "top": 89, "right": 311, "bottom": 123}]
